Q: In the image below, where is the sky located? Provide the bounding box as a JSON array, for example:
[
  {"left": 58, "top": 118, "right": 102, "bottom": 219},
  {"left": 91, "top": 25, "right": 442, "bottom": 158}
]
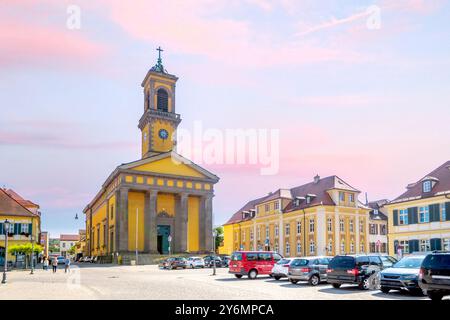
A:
[{"left": 1, "top": 0, "right": 450, "bottom": 237}]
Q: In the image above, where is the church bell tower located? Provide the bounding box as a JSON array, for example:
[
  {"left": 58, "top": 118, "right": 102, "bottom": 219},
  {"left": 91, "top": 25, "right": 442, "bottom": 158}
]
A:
[{"left": 139, "top": 47, "right": 181, "bottom": 158}]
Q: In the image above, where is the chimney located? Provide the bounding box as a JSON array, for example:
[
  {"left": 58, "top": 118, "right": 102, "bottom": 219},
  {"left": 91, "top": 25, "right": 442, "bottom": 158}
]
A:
[
  {"left": 314, "top": 174, "right": 320, "bottom": 184},
  {"left": 365, "top": 192, "right": 368, "bottom": 205}
]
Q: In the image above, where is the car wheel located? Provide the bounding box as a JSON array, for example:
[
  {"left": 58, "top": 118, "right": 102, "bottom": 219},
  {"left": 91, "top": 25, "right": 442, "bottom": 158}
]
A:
[
  {"left": 309, "top": 275, "right": 320, "bottom": 286},
  {"left": 332, "top": 283, "right": 341, "bottom": 289},
  {"left": 380, "top": 286, "right": 390, "bottom": 294},
  {"left": 427, "top": 291, "right": 444, "bottom": 301},
  {"left": 274, "top": 276, "right": 281, "bottom": 281},
  {"left": 248, "top": 269, "right": 258, "bottom": 279},
  {"left": 289, "top": 279, "right": 298, "bottom": 284},
  {"left": 359, "top": 278, "right": 370, "bottom": 290},
  {"left": 235, "top": 274, "right": 243, "bottom": 279}
]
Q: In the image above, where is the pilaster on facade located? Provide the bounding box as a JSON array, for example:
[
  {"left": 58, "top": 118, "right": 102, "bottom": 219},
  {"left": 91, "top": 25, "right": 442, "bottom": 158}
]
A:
[{"left": 334, "top": 208, "right": 340, "bottom": 255}]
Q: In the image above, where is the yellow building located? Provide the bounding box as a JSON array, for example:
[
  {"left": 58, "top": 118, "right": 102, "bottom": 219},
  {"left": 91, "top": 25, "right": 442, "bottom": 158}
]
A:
[
  {"left": 83, "top": 49, "right": 219, "bottom": 261},
  {"left": 221, "top": 175, "right": 371, "bottom": 257},
  {"left": 385, "top": 160, "right": 450, "bottom": 257},
  {"left": 0, "top": 188, "right": 41, "bottom": 263}
]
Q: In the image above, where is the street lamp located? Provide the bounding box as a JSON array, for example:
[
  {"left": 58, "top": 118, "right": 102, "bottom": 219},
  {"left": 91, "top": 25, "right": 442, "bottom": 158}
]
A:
[
  {"left": 212, "top": 229, "right": 217, "bottom": 276},
  {"left": 30, "top": 220, "right": 35, "bottom": 275},
  {"left": 2, "top": 219, "right": 11, "bottom": 284}
]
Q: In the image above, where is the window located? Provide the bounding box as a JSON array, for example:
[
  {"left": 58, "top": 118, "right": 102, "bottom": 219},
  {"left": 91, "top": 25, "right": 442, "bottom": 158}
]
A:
[
  {"left": 350, "top": 242, "right": 354, "bottom": 253},
  {"left": 242, "top": 230, "right": 245, "bottom": 241},
  {"left": 339, "top": 192, "right": 345, "bottom": 202},
  {"left": 274, "top": 243, "right": 279, "bottom": 253},
  {"left": 309, "top": 240, "right": 315, "bottom": 254},
  {"left": 328, "top": 240, "right": 333, "bottom": 253},
  {"left": 297, "top": 241, "right": 301, "bottom": 254},
  {"left": 257, "top": 226, "right": 260, "bottom": 240},
  {"left": 110, "top": 205, "right": 114, "bottom": 219},
  {"left": 360, "top": 220, "right": 364, "bottom": 233},
  {"left": 360, "top": 242, "right": 365, "bottom": 253},
  {"left": 339, "top": 219, "right": 345, "bottom": 232},
  {"left": 297, "top": 221, "right": 301, "bottom": 234},
  {"left": 309, "top": 219, "right": 314, "bottom": 233},
  {"left": 420, "top": 239, "right": 430, "bottom": 252},
  {"left": 62, "top": 243, "right": 66, "bottom": 248},
  {"left": 419, "top": 206, "right": 430, "bottom": 223},
  {"left": 285, "top": 223, "right": 290, "bottom": 236},
  {"left": 349, "top": 220, "right": 354, "bottom": 232},
  {"left": 399, "top": 240, "right": 409, "bottom": 254},
  {"left": 274, "top": 201, "right": 279, "bottom": 210},
  {"left": 349, "top": 193, "right": 354, "bottom": 202},
  {"left": 423, "top": 180, "right": 432, "bottom": 193},
  {"left": 370, "top": 242, "right": 375, "bottom": 253},
  {"left": 265, "top": 204, "right": 270, "bottom": 212},
  {"left": 156, "top": 88, "right": 169, "bottom": 112},
  {"left": 306, "top": 196, "right": 311, "bottom": 204},
  {"left": 327, "top": 218, "right": 332, "bottom": 232},
  {"left": 380, "top": 224, "right": 387, "bottom": 235},
  {"left": 340, "top": 241, "right": 345, "bottom": 253},
  {"left": 265, "top": 226, "right": 269, "bottom": 239},
  {"left": 399, "top": 209, "right": 408, "bottom": 225},
  {"left": 20, "top": 223, "right": 29, "bottom": 233},
  {"left": 286, "top": 242, "right": 290, "bottom": 255},
  {"left": 443, "top": 238, "right": 450, "bottom": 251},
  {"left": 442, "top": 203, "right": 447, "bottom": 221},
  {"left": 258, "top": 253, "right": 271, "bottom": 261},
  {"left": 273, "top": 253, "right": 282, "bottom": 262},
  {"left": 250, "top": 230, "right": 254, "bottom": 241},
  {"left": 370, "top": 224, "right": 377, "bottom": 235},
  {"left": 247, "top": 253, "right": 258, "bottom": 261},
  {"left": 274, "top": 225, "right": 279, "bottom": 237}
]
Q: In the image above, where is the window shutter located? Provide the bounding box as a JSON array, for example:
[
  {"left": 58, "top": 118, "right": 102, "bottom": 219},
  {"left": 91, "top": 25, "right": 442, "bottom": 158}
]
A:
[
  {"left": 14, "top": 223, "right": 19, "bottom": 234},
  {"left": 393, "top": 210, "right": 399, "bottom": 226},
  {"left": 408, "top": 207, "right": 417, "bottom": 225},
  {"left": 409, "top": 239, "right": 419, "bottom": 253},
  {"left": 0, "top": 223, "right": 3, "bottom": 235},
  {"left": 446, "top": 202, "right": 450, "bottom": 221},
  {"left": 413, "top": 207, "right": 418, "bottom": 224},
  {"left": 394, "top": 240, "right": 399, "bottom": 251},
  {"left": 430, "top": 204, "right": 440, "bottom": 222},
  {"left": 430, "top": 238, "right": 442, "bottom": 251},
  {"left": 28, "top": 223, "right": 33, "bottom": 234}
]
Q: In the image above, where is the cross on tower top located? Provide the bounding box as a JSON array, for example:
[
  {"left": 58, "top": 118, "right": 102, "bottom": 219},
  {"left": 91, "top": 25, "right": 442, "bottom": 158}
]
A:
[
  {"left": 150, "top": 46, "right": 167, "bottom": 74},
  {"left": 157, "top": 46, "right": 164, "bottom": 60}
]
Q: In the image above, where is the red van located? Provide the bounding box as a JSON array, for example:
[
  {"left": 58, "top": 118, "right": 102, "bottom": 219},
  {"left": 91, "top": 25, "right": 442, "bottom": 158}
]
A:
[{"left": 229, "top": 251, "right": 283, "bottom": 279}]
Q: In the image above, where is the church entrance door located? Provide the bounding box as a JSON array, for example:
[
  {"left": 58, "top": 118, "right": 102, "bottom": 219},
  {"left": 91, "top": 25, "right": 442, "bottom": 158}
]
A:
[{"left": 157, "top": 225, "right": 170, "bottom": 254}]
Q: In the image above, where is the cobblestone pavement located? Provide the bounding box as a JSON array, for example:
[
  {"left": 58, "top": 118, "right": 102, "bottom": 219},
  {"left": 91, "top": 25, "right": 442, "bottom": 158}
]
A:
[{"left": 0, "top": 264, "right": 430, "bottom": 300}]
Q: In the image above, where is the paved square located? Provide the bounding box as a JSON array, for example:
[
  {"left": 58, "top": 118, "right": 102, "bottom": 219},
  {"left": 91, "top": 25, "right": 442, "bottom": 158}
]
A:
[{"left": 0, "top": 264, "right": 428, "bottom": 300}]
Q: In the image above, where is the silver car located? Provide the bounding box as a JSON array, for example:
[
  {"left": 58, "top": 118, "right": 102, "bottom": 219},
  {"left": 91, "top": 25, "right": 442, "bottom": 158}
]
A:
[{"left": 288, "top": 256, "right": 332, "bottom": 286}]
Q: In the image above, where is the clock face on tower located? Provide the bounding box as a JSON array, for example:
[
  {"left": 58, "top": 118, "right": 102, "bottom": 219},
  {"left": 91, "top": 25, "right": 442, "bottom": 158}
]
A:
[{"left": 158, "top": 128, "right": 169, "bottom": 140}]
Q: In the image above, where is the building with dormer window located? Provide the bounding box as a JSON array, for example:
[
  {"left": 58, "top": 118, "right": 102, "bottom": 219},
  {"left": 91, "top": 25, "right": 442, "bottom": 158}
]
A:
[
  {"left": 220, "top": 175, "right": 371, "bottom": 256},
  {"left": 385, "top": 161, "right": 450, "bottom": 256}
]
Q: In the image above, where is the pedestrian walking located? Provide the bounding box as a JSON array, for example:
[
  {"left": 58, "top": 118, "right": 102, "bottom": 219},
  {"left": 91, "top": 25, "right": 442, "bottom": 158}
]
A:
[
  {"left": 43, "top": 257, "right": 49, "bottom": 271},
  {"left": 64, "top": 257, "right": 71, "bottom": 273},
  {"left": 52, "top": 257, "right": 58, "bottom": 273}
]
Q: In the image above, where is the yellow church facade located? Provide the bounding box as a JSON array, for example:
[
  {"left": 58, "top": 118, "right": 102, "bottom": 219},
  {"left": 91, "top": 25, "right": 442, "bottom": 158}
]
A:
[
  {"left": 221, "top": 175, "right": 371, "bottom": 257},
  {"left": 83, "top": 49, "right": 219, "bottom": 260}
]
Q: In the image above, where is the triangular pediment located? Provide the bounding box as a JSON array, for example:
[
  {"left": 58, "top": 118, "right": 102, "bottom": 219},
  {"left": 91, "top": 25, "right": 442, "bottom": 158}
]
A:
[{"left": 120, "top": 152, "right": 219, "bottom": 181}]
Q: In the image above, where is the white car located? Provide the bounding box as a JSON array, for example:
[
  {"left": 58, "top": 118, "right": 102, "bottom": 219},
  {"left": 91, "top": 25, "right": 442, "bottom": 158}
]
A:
[
  {"left": 187, "top": 257, "right": 205, "bottom": 268},
  {"left": 271, "top": 258, "right": 295, "bottom": 280}
]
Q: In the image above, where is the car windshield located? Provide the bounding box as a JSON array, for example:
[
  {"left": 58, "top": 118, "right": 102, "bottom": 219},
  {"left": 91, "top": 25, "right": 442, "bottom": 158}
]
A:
[
  {"left": 231, "top": 253, "right": 242, "bottom": 261},
  {"left": 277, "top": 259, "right": 291, "bottom": 265},
  {"left": 292, "top": 259, "right": 309, "bottom": 266},
  {"left": 393, "top": 257, "right": 424, "bottom": 268}
]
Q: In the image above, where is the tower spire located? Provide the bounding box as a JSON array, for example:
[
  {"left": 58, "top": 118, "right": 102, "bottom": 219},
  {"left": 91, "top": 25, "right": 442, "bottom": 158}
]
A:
[{"left": 151, "top": 46, "right": 166, "bottom": 73}]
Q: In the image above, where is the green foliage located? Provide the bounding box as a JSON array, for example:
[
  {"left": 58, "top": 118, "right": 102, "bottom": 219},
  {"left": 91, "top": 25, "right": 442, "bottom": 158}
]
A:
[
  {"left": 8, "top": 243, "right": 43, "bottom": 255},
  {"left": 214, "top": 226, "right": 224, "bottom": 251},
  {"left": 68, "top": 245, "right": 76, "bottom": 255}
]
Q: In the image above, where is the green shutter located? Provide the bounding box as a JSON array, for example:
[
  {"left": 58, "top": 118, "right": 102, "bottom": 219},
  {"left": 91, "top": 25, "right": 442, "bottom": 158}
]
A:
[
  {"left": 409, "top": 239, "right": 419, "bottom": 253},
  {"left": 28, "top": 223, "right": 33, "bottom": 235},
  {"left": 393, "top": 210, "right": 399, "bottom": 226},
  {"left": 430, "top": 238, "right": 442, "bottom": 251},
  {"left": 0, "top": 223, "right": 3, "bottom": 235},
  {"left": 13, "top": 223, "right": 19, "bottom": 235},
  {"left": 446, "top": 202, "right": 450, "bottom": 221},
  {"left": 408, "top": 207, "right": 418, "bottom": 224},
  {"left": 430, "top": 204, "right": 440, "bottom": 222}
]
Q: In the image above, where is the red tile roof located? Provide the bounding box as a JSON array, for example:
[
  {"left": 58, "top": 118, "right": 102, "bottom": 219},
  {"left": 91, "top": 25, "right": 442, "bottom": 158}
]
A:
[
  {"left": 0, "top": 188, "right": 37, "bottom": 217},
  {"left": 3, "top": 189, "right": 39, "bottom": 208},
  {"left": 60, "top": 234, "right": 80, "bottom": 241},
  {"left": 391, "top": 160, "right": 450, "bottom": 203}
]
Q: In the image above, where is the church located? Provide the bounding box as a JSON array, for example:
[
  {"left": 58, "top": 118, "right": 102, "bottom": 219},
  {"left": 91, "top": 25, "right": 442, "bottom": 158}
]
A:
[{"left": 83, "top": 49, "right": 219, "bottom": 261}]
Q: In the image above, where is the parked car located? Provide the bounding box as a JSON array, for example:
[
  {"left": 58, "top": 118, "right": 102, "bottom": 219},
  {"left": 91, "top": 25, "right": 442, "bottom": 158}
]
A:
[
  {"left": 379, "top": 255, "right": 398, "bottom": 268},
  {"left": 158, "top": 258, "right": 168, "bottom": 269},
  {"left": 288, "top": 256, "right": 332, "bottom": 286},
  {"left": 57, "top": 256, "right": 65, "bottom": 264},
  {"left": 204, "top": 256, "right": 222, "bottom": 268},
  {"left": 221, "top": 256, "right": 231, "bottom": 267},
  {"left": 271, "top": 258, "right": 294, "bottom": 280},
  {"left": 166, "top": 257, "right": 187, "bottom": 270},
  {"left": 228, "top": 251, "right": 283, "bottom": 279},
  {"left": 83, "top": 256, "right": 92, "bottom": 263},
  {"left": 419, "top": 251, "right": 450, "bottom": 301},
  {"left": 327, "top": 254, "right": 383, "bottom": 290},
  {"left": 187, "top": 257, "right": 205, "bottom": 268},
  {"left": 379, "top": 255, "right": 426, "bottom": 295}
]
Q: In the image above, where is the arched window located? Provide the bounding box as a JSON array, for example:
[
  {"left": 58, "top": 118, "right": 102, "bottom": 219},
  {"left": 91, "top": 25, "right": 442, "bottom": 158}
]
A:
[{"left": 156, "top": 88, "right": 169, "bottom": 112}]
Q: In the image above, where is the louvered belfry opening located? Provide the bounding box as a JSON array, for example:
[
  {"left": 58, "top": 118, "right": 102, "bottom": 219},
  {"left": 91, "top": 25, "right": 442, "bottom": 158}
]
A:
[{"left": 157, "top": 88, "right": 169, "bottom": 112}]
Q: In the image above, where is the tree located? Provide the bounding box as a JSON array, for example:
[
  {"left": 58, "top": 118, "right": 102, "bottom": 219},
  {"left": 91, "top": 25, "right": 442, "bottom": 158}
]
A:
[
  {"left": 8, "top": 243, "right": 43, "bottom": 268},
  {"left": 68, "top": 245, "right": 76, "bottom": 255},
  {"left": 214, "top": 226, "right": 224, "bottom": 253}
]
